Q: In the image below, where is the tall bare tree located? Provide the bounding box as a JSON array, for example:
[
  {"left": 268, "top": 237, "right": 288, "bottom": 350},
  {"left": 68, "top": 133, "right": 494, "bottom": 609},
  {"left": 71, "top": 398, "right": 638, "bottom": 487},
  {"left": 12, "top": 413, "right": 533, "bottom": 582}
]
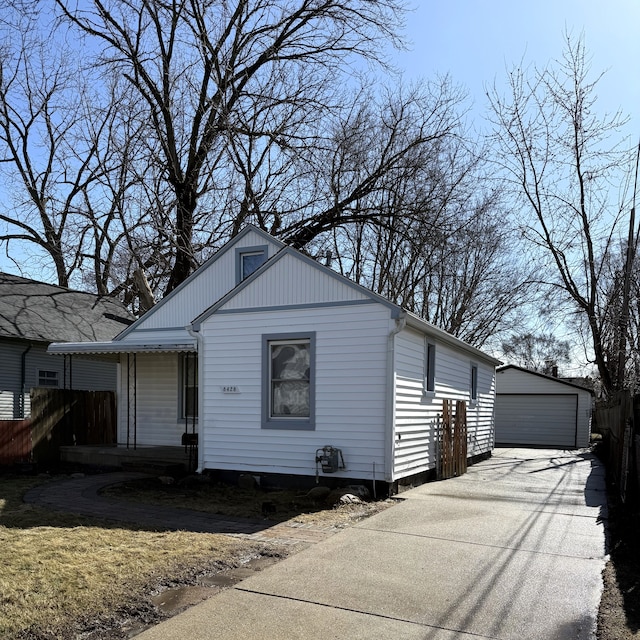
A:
[
  {"left": 488, "top": 34, "right": 634, "bottom": 395},
  {"left": 56, "top": 0, "right": 406, "bottom": 293}
]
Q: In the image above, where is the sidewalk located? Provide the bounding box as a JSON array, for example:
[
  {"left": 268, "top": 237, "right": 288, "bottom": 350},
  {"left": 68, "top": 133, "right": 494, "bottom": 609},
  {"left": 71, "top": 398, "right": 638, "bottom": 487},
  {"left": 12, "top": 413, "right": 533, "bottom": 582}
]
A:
[{"left": 133, "top": 448, "right": 607, "bottom": 640}]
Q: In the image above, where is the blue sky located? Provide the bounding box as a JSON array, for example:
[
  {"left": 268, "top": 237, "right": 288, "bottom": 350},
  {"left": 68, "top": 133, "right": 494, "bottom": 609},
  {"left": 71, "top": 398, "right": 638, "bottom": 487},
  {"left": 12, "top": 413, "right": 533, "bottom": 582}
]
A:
[
  {"left": 1, "top": 1, "right": 638, "bottom": 280},
  {"left": 393, "top": 0, "right": 639, "bottom": 136}
]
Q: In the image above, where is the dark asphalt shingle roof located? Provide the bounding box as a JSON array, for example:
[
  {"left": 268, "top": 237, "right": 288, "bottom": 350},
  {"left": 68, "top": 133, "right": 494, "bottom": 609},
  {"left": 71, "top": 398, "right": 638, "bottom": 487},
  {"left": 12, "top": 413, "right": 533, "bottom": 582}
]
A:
[{"left": 0, "top": 272, "right": 135, "bottom": 344}]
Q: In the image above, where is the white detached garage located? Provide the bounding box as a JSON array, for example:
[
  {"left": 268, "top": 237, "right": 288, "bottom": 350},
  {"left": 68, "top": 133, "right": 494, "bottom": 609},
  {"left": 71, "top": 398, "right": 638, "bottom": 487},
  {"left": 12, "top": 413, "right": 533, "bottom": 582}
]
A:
[{"left": 495, "top": 365, "right": 593, "bottom": 448}]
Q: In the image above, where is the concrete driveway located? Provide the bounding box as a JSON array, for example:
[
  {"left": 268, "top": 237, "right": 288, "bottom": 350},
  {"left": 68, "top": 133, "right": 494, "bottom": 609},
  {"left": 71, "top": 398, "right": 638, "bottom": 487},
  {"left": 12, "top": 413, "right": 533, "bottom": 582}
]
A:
[{"left": 136, "top": 448, "right": 607, "bottom": 640}]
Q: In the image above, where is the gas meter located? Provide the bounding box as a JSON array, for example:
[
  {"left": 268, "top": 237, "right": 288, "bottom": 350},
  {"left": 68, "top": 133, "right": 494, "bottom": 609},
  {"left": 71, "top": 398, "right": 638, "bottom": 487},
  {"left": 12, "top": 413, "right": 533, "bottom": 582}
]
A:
[{"left": 315, "top": 446, "right": 345, "bottom": 480}]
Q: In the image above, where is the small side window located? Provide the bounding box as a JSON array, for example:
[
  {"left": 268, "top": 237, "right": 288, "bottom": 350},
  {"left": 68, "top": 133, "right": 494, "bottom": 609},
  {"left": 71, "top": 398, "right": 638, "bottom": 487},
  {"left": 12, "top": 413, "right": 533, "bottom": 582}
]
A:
[
  {"left": 38, "top": 370, "right": 59, "bottom": 387},
  {"left": 471, "top": 364, "right": 478, "bottom": 402},
  {"left": 425, "top": 341, "right": 436, "bottom": 393},
  {"left": 181, "top": 353, "right": 198, "bottom": 419}
]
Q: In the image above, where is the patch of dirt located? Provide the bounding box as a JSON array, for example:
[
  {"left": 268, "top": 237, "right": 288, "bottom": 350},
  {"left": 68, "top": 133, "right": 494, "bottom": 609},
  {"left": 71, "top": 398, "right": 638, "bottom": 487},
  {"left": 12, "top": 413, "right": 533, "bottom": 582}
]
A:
[
  {"left": 597, "top": 492, "right": 640, "bottom": 639},
  {"left": 101, "top": 476, "right": 382, "bottom": 523}
]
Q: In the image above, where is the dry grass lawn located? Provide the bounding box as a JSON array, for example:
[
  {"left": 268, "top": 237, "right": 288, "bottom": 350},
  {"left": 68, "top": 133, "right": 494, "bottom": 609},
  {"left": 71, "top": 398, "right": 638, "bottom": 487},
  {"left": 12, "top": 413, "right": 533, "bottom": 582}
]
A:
[{"left": 0, "top": 475, "right": 257, "bottom": 640}]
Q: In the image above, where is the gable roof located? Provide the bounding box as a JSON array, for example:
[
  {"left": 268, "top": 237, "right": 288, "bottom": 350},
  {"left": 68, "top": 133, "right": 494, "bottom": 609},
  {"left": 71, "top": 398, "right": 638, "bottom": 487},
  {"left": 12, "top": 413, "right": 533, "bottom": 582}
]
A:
[
  {"left": 190, "top": 244, "right": 502, "bottom": 367},
  {"left": 190, "top": 245, "right": 401, "bottom": 330},
  {"left": 115, "top": 224, "right": 284, "bottom": 341},
  {"left": 0, "top": 272, "right": 134, "bottom": 344},
  {"left": 497, "top": 364, "right": 594, "bottom": 393}
]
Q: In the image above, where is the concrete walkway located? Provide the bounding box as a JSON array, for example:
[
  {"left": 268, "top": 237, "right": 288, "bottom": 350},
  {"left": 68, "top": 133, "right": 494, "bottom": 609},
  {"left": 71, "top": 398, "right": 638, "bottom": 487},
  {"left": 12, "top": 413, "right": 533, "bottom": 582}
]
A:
[
  {"left": 132, "top": 448, "right": 608, "bottom": 640},
  {"left": 23, "top": 472, "right": 341, "bottom": 547}
]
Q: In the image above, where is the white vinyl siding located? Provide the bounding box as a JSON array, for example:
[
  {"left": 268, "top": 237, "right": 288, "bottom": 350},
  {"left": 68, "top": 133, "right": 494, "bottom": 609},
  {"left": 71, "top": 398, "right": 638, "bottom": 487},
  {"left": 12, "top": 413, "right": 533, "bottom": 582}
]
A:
[
  {"left": 219, "top": 252, "right": 370, "bottom": 310},
  {"left": 393, "top": 328, "right": 496, "bottom": 481},
  {"left": 119, "top": 230, "right": 281, "bottom": 333},
  {"left": 0, "top": 340, "right": 117, "bottom": 419},
  {"left": 200, "top": 304, "right": 391, "bottom": 480},
  {"left": 117, "top": 353, "right": 189, "bottom": 446}
]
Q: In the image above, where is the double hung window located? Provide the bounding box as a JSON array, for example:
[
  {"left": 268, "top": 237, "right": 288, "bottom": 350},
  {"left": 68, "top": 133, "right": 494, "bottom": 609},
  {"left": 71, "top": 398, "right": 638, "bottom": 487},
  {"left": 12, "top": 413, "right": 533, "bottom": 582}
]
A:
[{"left": 38, "top": 370, "right": 59, "bottom": 387}]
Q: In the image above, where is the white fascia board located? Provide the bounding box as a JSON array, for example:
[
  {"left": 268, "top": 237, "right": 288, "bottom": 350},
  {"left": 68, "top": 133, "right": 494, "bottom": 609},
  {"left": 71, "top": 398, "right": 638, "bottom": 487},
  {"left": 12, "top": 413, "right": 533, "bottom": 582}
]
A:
[{"left": 404, "top": 312, "right": 502, "bottom": 367}]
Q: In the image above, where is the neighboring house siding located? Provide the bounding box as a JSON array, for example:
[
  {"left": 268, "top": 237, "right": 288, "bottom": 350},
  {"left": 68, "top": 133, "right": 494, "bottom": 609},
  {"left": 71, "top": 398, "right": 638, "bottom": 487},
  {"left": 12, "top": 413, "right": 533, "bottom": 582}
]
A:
[
  {"left": 0, "top": 340, "right": 26, "bottom": 419},
  {"left": 219, "top": 252, "right": 370, "bottom": 310},
  {"left": 117, "top": 352, "right": 186, "bottom": 446},
  {"left": 200, "top": 304, "right": 392, "bottom": 480},
  {"left": 1, "top": 339, "right": 117, "bottom": 419},
  {"left": 393, "top": 328, "right": 495, "bottom": 480},
  {"left": 120, "top": 230, "right": 281, "bottom": 333}
]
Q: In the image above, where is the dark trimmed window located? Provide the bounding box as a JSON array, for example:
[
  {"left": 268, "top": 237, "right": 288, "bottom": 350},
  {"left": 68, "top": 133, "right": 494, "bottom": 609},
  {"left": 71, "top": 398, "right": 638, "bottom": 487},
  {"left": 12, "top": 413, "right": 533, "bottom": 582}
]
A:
[
  {"left": 181, "top": 354, "right": 198, "bottom": 419},
  {"left": 262, "top": 333, "right": 315, "bottom": 430},
  {"left": 425, "top": 341, "right": 436, "bottom": 393}
]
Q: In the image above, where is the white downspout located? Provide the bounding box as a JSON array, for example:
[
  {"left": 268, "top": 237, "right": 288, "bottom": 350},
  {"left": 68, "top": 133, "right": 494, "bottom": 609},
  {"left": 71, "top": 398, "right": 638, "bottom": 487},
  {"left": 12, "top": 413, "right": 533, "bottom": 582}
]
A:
[
  {"left": 385, "top": 311, "right": 406, "bottom": 485},
  {"left": 187, "top": 325, "right": 205, "bottom": 473}
]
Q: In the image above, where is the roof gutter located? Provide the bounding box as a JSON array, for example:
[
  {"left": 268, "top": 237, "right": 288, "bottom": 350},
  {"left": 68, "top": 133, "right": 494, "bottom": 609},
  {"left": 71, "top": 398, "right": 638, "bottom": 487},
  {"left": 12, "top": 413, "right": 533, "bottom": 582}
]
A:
[{"left": 404, "top": 313, "right": 502, "bottom": 367}]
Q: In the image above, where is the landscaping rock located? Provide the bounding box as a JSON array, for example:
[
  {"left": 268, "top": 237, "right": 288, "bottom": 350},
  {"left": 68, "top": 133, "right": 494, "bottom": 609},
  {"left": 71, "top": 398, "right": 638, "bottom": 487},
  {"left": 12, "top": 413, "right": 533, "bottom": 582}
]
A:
[{"left": 306, "top": 486, "right": 331, "bottom": 501}]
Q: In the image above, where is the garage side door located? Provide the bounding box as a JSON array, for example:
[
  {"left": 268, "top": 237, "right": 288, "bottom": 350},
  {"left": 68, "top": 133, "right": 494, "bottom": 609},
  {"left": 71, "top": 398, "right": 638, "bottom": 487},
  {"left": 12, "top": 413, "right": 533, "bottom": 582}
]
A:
[{"left": 495, "top": 394, "right": 578, "bottom": 448}]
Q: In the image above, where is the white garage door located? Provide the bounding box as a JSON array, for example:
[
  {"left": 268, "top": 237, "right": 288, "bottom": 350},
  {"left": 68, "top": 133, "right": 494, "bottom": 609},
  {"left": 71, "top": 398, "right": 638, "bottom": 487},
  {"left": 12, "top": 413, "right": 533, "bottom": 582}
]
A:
[{"left": 495, "top": 394, "right": 578, "bottom": 448}]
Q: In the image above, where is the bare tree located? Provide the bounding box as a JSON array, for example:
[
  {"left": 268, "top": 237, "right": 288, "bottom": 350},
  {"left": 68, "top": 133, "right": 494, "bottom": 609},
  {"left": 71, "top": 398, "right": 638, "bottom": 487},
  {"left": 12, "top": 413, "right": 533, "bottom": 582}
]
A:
[
  {"left": 488, "top": 34, "right": 634, "bottom": 395},
  {"left": 56, "top": 0, "right": 406, "bottom": 293},
  {"left": 501, "top": 332, "right": 571, "bottom": 374}
]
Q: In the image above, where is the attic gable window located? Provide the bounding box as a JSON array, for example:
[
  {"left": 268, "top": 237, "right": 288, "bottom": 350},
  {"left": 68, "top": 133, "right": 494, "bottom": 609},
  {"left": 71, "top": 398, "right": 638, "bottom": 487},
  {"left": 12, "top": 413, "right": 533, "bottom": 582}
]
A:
[
  {"left": 262, "top": 332, "right": 315, "bottom": 430},
  {"left": 235, "top": 245, "right": 268, "bottom": 283}
]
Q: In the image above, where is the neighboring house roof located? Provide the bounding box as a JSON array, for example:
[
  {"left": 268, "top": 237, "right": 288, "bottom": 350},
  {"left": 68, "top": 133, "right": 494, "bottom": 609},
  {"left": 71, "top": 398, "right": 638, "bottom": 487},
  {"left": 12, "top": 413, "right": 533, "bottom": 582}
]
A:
[
  {"left": 497, "top": 364, "right": 594, "bottom": 394},
  {"left": 0, "top": 272, "right": 134, "bottom": 344}
]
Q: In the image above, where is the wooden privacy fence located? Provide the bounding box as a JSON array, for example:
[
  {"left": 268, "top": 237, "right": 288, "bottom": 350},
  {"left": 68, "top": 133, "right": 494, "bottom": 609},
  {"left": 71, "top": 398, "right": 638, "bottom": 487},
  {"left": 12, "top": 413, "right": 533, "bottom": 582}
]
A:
[
  {"left": 594, "top": 391, "right": 640, "bottom": 503},
  {"left": 438, "top": 399, "right": 468, "bottom": 480},
  {"left": 0, "top": 388, "right": 116, "bottom": 466},
  {"left": 0, "top": 419, "right": 31, "bottom": 465}
]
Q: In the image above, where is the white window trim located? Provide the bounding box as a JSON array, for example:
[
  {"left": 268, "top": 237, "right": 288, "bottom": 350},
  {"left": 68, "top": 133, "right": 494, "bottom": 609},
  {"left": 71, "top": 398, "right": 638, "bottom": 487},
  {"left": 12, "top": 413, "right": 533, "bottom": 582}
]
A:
[{"left": 38, "top": 369, "right": 59, "bottom": 388}]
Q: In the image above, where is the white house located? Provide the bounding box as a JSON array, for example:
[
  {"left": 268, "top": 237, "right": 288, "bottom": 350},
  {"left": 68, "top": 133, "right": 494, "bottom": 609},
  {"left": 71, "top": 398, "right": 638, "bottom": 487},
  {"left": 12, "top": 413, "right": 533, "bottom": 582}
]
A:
[
  {"left": 495, "top": 365, "right": 593, "bottom": 448},
  {"left": 50, "top": 226, "right": 501, "bottom": 489}
]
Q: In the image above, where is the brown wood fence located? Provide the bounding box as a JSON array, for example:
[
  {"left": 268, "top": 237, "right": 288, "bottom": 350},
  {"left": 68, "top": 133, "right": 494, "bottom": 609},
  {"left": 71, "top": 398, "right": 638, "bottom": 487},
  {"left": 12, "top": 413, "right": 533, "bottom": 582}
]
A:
[
  {"left": 438, "top": 399, "right": 468, "bottom": 480},
  {"left": 594, "top": 391, "right": 639, "bottom": 503},
  {"left": 0, "top": 419, "right": 32, "bottom": 465},
  {"left": 0, "top": 388, "right": 116, "bottom": 466}
]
